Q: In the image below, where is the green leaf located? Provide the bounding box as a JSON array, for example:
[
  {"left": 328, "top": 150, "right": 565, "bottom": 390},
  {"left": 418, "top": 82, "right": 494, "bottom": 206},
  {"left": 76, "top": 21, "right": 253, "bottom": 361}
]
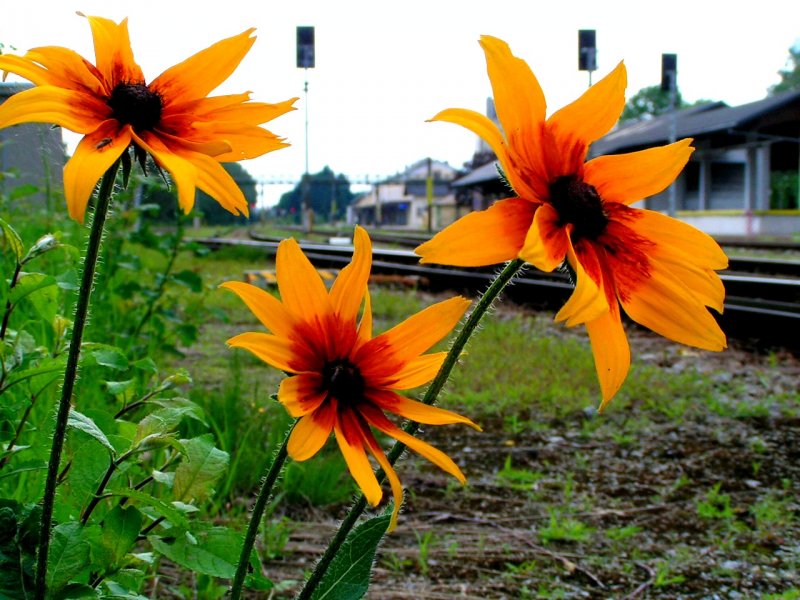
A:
[
  {"left": 172, "top": 435, "right": 228, "bottom": 503},
  {"left": 134, "top": 404, "right": 203, "bottom": 445},
  {"left": 8, "top": 272, "right": 57, "bottom": 305},
  {"left": 148, "top": 527, "right": 242, "bottom": 578},
  {"left": 0, "top": 217, "right": 24, "bottom": 262},
  {"left": 46, "top": 522, "right": 92, "bottom": 593},
  {"left": 83, "top": 344, "right": 129, "bottom": 371},
  {"left": 68, "top": 410, "right": 116, "bottom": 454},
  {"left": 110, "top": 489, "right": 189, "bottom": 530},
  {"left": 132, "top": 357, "right": 157, "bottom": 374},
  {"left": 56, "top": 583, "right": 100, "bottom": 598},
  {"left": 310, "top": 513, "right": 391, "bottom": 600},
  {"left": 172, "top": 270, "right": 203, "bottom": 293},
  {"left": 101, "top": 505, "right": 143, "bottom": 567},
  {"left": 2, "top": 357, "right": 65, "bottom": 393},
  {"left": 105, "top": 380, "right": 134, "bottom": 396}
]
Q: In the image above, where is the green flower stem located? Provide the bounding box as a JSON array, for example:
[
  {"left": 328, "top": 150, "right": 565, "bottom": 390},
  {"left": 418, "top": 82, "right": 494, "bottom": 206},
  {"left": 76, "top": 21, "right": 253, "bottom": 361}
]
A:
[
  {"left": 230, "top": 419, "right": 297, "bottom": 599},
  {"left": 35, "top": 161, "right": 120, "bottom": 600},
  {"left": 297, "top": 258, "right": 526, "bottom": 600}
]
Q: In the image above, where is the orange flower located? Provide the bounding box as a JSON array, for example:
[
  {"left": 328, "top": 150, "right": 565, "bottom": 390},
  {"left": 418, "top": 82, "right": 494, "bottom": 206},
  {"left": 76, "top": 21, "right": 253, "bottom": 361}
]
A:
[
  {"left": 222, "top": 226, "right": 478, "bottom": 530},
  {"left": 416, "top": 36, "right": 727, "bottom": 407},
  {"left": 0, "top": 14, "right": 295, "bottom": 222}
]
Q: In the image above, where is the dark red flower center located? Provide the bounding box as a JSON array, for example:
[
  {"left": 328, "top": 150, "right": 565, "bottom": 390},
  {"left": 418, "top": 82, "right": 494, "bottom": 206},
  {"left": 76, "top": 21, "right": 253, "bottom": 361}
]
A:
[
  {"left": 549, "top": 175, "right": 608, "bottom": 241},
  {"left": 107, "top": 82, "right": 162, "bottom": 131},
  {"left": 322, "top": 359, "right": 365, "bottom": 405}
]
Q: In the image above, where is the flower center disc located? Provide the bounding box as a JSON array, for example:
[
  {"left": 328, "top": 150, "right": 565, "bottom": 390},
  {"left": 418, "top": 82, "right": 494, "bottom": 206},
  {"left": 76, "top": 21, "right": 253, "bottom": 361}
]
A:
[
  {"left": 549, "top": 175, "right": 609, "bottom": 241},
  {"left": 322, "top": 359, "right": 365, "bottom": 404},
  {"left": 108, "top": 83, "right": 163, "bottom": 131}
]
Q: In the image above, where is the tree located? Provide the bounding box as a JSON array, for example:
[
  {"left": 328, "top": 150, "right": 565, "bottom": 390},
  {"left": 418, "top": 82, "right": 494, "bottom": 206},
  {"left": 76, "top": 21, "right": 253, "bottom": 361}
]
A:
[
  {"left": 620, "top": 85, "right": 686, "bottom": 123},
  {"left": 277, "top": 166, "right": 356, "bottom": 222},
  {"left": 769, "top": 43, "right": 800, "bottom": 95}
]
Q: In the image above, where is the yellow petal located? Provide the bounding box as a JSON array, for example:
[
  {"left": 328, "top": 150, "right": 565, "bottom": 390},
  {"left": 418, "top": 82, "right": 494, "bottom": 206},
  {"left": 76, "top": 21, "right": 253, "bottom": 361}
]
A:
[
  {"left": 619, "top": 266, "right": 727, "bottom": 351},
  {"left": 24, "top": 46, "right": 106, "bottom": 95},
  {"left": 429, "top": 108, "right": 510, "bottom": 172},
  {"left": 368, "top": 389, "right": 481, "bottom": 430},
  {"left": 0, "top": 86, "right": 108, "bottom": 133},
  {"left": 151, "top": 29, "right": 256, "bottom": 104},
  {"left": 584, "top": 139, "right": 694, "bottom": 205},
  {"left": 648, "top": 254, "right": 725, "bottom": 313},
  {"left": 334, "top": 411, "right": 382, "bottom": 507},
  {"left": 360, "top": 404, "right": 466, "bottom": 484},
  {"left": 278, "top": 374, "right": 327, "bottom": 417},
  {"left": 546, "top": 63, "right": 627, "bottom": 170},
  {"left": 479, "top": 35, "right": 546, "bottom": 147},
  {"left": 360, "top": 297, "right": 469, "bottom": 369},
  {"left": 555, "top": 238, "right": 609, "bottom": 327},
  {"left": 357, "top": 289, "right": 373, "bottom": 342},
  {"left": 361, "top": 428, "right": 403, "bottom": 532},
  {"left": 219, "top": 281, "right": 295, "bottom": 337},
  {"left": 632, "top": 209, "right": 728, "bottom": 270},
  {"left": 329, "top": 226, "right": 371, "bottom": 324},
  {"left": 83, "top": 15, "right": 144, "bottom": 85},
  {"left": 276, "top": 238, "right": 332, "bottom": 322},
  {"left": 226, "top": 331, "right": 299, "bottom": 372},
  {"left": 386, "top": 352, "right": 446, "bottom": 390},
  {"left": 416, "top": 198, "right": 536, "bottom": 266},
  {"left": 585, "top": 309, "right": 630, "bottom": 410},
  {"left": 288, "top": 400, "right": 336, "bottom": 461},
  {"left": 63, "top": 121, "right": 130, "bottom": 223},
  {"left": 519, "top": 203, "right": 569, "bottom": 272},
  {"left": 200, "top": 97, "right": 298, "bottom": 125},
  {"left": 132, "top": 131, "right": 198, "bottom": 213}
]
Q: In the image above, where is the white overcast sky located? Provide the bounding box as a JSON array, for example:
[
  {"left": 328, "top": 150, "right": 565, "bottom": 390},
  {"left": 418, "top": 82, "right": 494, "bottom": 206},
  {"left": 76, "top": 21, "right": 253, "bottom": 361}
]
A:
[{"left": 2, "top": 0, "right": 799, "bottom": 205}]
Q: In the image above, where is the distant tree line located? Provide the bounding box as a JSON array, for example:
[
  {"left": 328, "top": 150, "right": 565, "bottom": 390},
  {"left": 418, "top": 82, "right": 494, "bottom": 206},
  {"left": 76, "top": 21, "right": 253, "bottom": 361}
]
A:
[{"left": 276, "top": 166, "right": 356, "bottom": 223}]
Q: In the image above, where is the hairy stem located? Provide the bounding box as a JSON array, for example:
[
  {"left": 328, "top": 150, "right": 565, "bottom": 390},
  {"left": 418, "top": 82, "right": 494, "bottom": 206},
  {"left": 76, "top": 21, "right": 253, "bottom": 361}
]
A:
[
  {"left": 230, "top": 420, "right": 296, "bottom": 599},
  {"left": 296, "top": 259, "right": 525, "bottom": 600},
  {"left": 34, "top": 161, "right": 120, "bottom": 600}
]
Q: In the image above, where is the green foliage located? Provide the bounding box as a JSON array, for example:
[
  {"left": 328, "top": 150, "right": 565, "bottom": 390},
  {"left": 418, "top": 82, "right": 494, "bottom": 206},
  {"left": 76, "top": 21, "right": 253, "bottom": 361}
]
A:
[
  {"left": 769, "top": 43, "right": 800, "bottom": 95},
  {"left": 771, "top": 171, "right": 799, "bottom": 209},
  {"left": 276, "top": 166, "right": 356, "bottom": 223},
  {"left": 309, "top": 512, "right": 391, "bottom": 600},
  {"left": 538, "top": 510, "right": 594, "bottom": 544},
  {"left": 620, "top": 85, "right": 686, "bottom": 123}
]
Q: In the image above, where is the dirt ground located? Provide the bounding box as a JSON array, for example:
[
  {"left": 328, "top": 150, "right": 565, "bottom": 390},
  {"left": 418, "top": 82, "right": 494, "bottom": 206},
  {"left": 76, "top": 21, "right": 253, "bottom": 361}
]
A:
[{"left": 258, "top": 315, "right": 800, "bottom": 600}]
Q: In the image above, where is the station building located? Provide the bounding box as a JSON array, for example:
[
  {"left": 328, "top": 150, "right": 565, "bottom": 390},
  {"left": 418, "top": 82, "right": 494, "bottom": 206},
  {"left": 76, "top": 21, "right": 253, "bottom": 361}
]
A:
[{"left": 452, "top": 90, "right": 800, "bottom": 238}]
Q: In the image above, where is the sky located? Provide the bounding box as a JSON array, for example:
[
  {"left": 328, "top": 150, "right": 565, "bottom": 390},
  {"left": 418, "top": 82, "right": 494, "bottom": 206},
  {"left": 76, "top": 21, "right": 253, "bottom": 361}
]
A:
[{"left": 2, "top": 0, "right": 799, "bottom": 206}]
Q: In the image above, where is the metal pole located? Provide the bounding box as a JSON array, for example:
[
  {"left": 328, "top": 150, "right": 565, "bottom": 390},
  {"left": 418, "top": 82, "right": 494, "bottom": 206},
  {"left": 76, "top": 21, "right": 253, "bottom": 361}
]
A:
[{"left": 667, "top": 77, "right": 678, "bottom": 216}]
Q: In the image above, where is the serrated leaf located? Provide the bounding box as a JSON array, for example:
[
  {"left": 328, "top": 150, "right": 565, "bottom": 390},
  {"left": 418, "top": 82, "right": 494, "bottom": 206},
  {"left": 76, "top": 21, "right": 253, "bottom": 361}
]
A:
[
  {"left": 149, "top": 397, "right": 205, "bottom": 426},
  {"left": 148, "top": 527, "right": 242, "bottom": 578},
  {"left": 172, "top": 435, "right": 228, "bottom": 503},
  {"left": 8, "top": 272, "right": 57, "bottom": 305},
  {"left": 68, "top": 411, "right": 115, "bottom": 454},
  {"left": 134, "top": 405, "right": 201, "bottom": 444},
  {"left": 0, "top": 217, "right": 24, "bottom": 262},
  {"left": 46, "top": 522, "right": 92, "bottom": 592},
  {"left": 310, "top": 513, "right": 391, "bottom": 600}
]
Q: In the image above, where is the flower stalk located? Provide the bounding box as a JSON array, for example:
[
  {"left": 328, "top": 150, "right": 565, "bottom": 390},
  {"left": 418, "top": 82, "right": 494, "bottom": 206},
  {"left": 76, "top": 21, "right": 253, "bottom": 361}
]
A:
[
  {"left": 35, "top": 161, "right": 120, "bottom": 600},
  {"left": 230, "top": 420, "right": 296, "bottom": 599},
  {"left": 296, "top": 258, "right": 525, "bottom": 600}
]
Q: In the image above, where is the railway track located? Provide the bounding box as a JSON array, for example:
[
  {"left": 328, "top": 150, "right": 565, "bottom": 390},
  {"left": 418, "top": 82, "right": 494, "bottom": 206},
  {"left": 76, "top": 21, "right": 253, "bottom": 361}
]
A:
[{"left": 195, "top": 235, "right": 800, "bottom": 351}]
